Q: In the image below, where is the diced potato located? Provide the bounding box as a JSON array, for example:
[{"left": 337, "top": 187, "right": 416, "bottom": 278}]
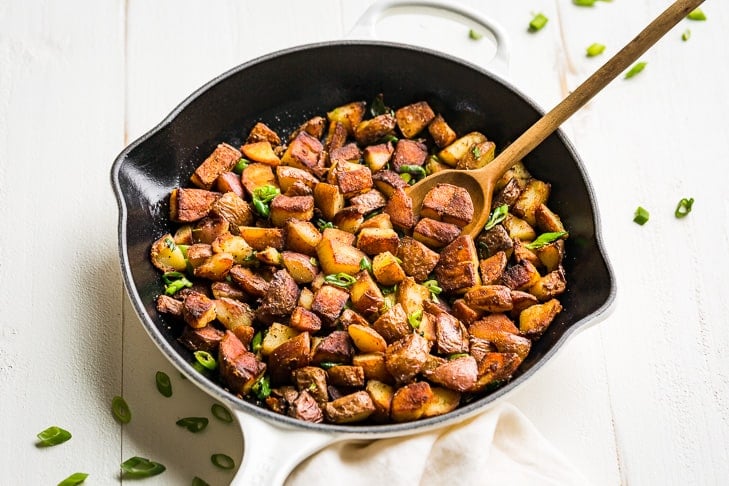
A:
[
  {"left": 214, "top": 297, "right": 254, "bottom": 334},
  {"left": 359, "top": 212, "right": 393, "bottom": 231},
  {"left": 349, "top": 270, "right": 384, "bottom": 318},
  {"left": 298, "top": 287, "right": 315, "bottom": 310},
  {"left": 289, "top": 306, "right": 322, "bottom": 333},
  {"left": 328, "top": 143, "right": 362, "bottom": 168},
  {"left": 437, "top": 132, "right": 487, "bottom": 167},
  {"left": 412, "top": 218, "right": 461, "bottom": 249},
  {"left": 535, "top": 203, "right": 567, "bottom": 235},
  {"left": 150, "top": 233, "right": 187, "bottom": 272},
  {"left": 348, "top": 324, "right": 387, "bottom": 353},
  {"left": 316, "top": 237, "right": 366, "bottom": 276},
  {"left": 456, "top": 140, "right": 496, "bottom": 170},
  {"left": 332, "top": 207, "right": 365, "bottom": 234},
  {"left": 339, "top": 308, "right": 370, "bottom": 328},
  {"left": 395, "top": 101, "right": 435, "bottom": 139},
  {"left": 239, "top": 226, "right": 284, "bottom": 251},
  {"left": 535, "top": 239, "right": 565, "bottom": 272},
  {"left": 281, "top": 131, "right": 324, "bottom": 175},
  {"left": 228, "top": 265, "right": 268, "bottom": 297},
  {"left": 450, "top": 299, "right": 483, "bottom": 325},
  {"left": 327, "top": 101, "right": 366, "bottom": 136},
  {"left": 470, "top": 352, "right": 520, "bottom": 392},
  {"left": 384, "top": 188, "right": 416, "bottom": 231},
  {"left": 372, "top": 251, "right": 407, "bottom": 286},
  {"left": 246, "top": 122, "right": 281, "bottom": 146},
  {"left": 169, "top": 188, "right": 219, "bottom": 223},
  {"left": 427, "top": 114, "right": 457, "bottom": 148},
  {"left": 479, "top": 250, "right": 508, "bottom": 284},
  {"left": 396, "top": 277, "right": 430, "bottom": 318},
  {"left": 477, "top": 225, "right": 514, "bottom": 260},
  {"left": 354, "top": 113, "right": 397, "bottom": 146},
  {"left": 420, "top": 183, "right": 474, "bottom": 228},
  {"left": 512, "top": 238, "right": 542, "bottom": 268},
  {"left": 372, "top": 303, "right": 410, "bottom": 343},
  {"left": 327, "top": 365, "right": 365, "bottom": 388},
  {"left": 512, "top": 179, "right": 551, "bottom": 226},
  {"left": 391, "top": 139, "right": 428, "bottom": 172},
  {"left": 528, "top": 267, "right": 567, "bottom": 302},
  {"left": 464, "top": 285, "right": 513, "bottom": 312},
  {"left": 173, "top": 225, "right": 193, "bottom": 245},
  {"left": 313, "top": 182, "right": 345, "bottom": 221},
  {"left": 502, "top": 214, "right": 537, "bottom": 242},
  {"left": 356, "top": 227, "right": 400, "bottom": 256},
  {"left": 211, "top": 233, "right": 254, "bottom": 264},
  {"left": 261, "top": 323, "right": 300, "bottom": 357},
  {"left": 191, "top": 143, "right": 241, "bottom": 190},
  {"left": 510, "top": 290, "right": 539, "bottom": 317},
  {"left": 390, "top": 381, "right": 433, "bottom": 422},
  {"left": 366, "top": 380, "right": 394, "bottom": 422},
  {"left": 269, "top": 194, "right": 315, "bottom": 227},
  {"left": 350, "top": 190, "right": 387, "bottom": 215},
  {"left": 322, "top": 227, "right": 356, "bottom": 246},
  {"left": 422, "top": 386, "right": 461, "bottom": 418},
  {"left": 210, "top": 192, "right": 254, "bottom": 229},
  {"left": 334, "top": 161, "right": 373, "bottom": 198},
  {"left": 241, "top": 163, "right": 277, "bottom": 196},
  {"left": 468, "top": 319, "right": 531, "bottom": 361},
  {"left": 191, "top": 215, "right": 229, "bottom": 244},
  {"left": 182, "top": 292, "right": 217, "bottom": 328},
  {"left": 424, "top": 155, "right": 450, "bottom": 175},
  {"left": 310, "top": 330, "right": 354, "bottom": 364},
  {"left": 428, "top": 355, "right": 478, "bottom": 392},
  {"left": 363, "top": 142, "right": 394, "bottom": 172},
  {"left": 493, "top": 177, "right": 523, "bottom": 208},
  {"left": 281, "top": 251, "right": 318, "bottom": 284},
  {"left": 434, "top": 235, "right": 481, "bottom": 293},
  {"left": 240, "top": 141, "right": 281, "bottom": 166},
  {"left": 285, "top": 219, "right": 322, "bottom": 257},
  {"left": 397, "top": 236, "right": 440, "bottom": 283},
  {"left": 324, "top": 391, "right": 375, "bottom": 424},
  {"left": 193, "top": 252, "right": 235, "bottom": 281},
  {"left": 519, "top": 298, "right": 562, "bottom": 337},
  {"left": 268, "top": 331, "right": 311, "bottom": 385},
  {"left": 495, "top": 160, "right": 531, "bottom": 192},
  {"left": 311, "top": 284, "right": 350, "bottom": 325},
  {"left": 324, "top": 121, "right": 347, "bottom": 154},
  {"left": 290, "top": 116, "right": 326, "bottom": 141},
  {"left": 353, "top": 353, "right": 393, "bottom": 383},
  {"left": 276, "top": 165, "right": 319, "bottom": 193},
  {"left": 372, "top": 170, "right": 408, "bottom": 197},
  {"left": 499, "top": 259, "right": 541, "bottom": 291}
]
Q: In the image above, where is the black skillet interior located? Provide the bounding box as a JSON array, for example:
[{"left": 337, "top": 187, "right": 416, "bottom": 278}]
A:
[{"left": 112, "top": 41, "right": 615, "bottom": 434}]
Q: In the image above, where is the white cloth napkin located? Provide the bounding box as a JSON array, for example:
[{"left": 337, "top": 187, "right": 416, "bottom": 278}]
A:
[{"left": 286, "top": 402, "right": 591, "bottom": 486}]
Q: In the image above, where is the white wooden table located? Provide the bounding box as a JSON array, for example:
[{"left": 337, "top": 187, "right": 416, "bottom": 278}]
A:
[{"left": 2, "top": 1, "right": 728, "bottom": 484}]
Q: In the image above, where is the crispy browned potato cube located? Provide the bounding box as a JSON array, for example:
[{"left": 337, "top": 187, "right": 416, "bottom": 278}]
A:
[
  {"left": 241, "top": 140, "right": 281, "bottom": 166},
  {"left": 354, "top": 113, "right": 397, "bottom": 146},
  {"left": 535, "top": 239, "right": 565, "bottom": 272},
  {"left": 218, "top": 331, "right": 266, "bottom": 395},
  {"left": 512, "top": 238, "right": 542, "bottom": 268},
  {"left": 339, "top": 308, "right": 370, "bottom": 328},
  {"left": 373, "top": 303, "right": 410, "bottom": 344},
  {"left": 210, "top": 192, "right": 254, "bottom": 229},
  {"left": 519, "top": 298, "right": 562, "bottom": 337},
  {"left": 395, "top": 101, "right": 436, "bottom": 139},
  {"left": 281, "top": 131, "right": 324, "bottom": 175},
  {"left": 285, "top": 219, "right": 322, "bottom": 257},
  {"left": 477, "top": 225, "right": 514, "bottom": 259},
  {"left": 289, "top": 306, "right": 322, "bottom": 333},
  {"left": 191, "top": 143, "right": 241, "bottom": 190},
  {"left": 434, "top": 235, "right": 481, "bottom": 293},
  {"left": 255, "top": 269, "right": 300, "bottom": 324},
  {"left": 348, "top": 324, "right": 388, "bottom": 353},
  {"left": 425, "top": 300, "right": 469, "bottom": 354},
  {"left": 281, "top": 251, "right": 318, "bottom": 284},
  {"left": 356, "top": 227, "right": 399, "bottom": 256},
  {"left": 420, "top": 183, "right": 474, "bottom": 228},
  {"left": 329, "top": 143, "right": 362, "bottom": 167},
  {"left": 422, "top": 386, "right": 461, "bottom": 418},
  {"left": 437, "top": 132, "right": 487, "bottom": 167},
  {"left": 261, "top": 323, "right": 300, "bottom": 356},
  {"left": 450, "top": 299, "right": 483, "bottom": 325},
  {"left": 170, "top": 188, "right": 219, "bottom": 223},
  {"left": 193, "top": 252, "right": 235, "bottom": 281},
  {"left": 182, "top": 292, "right": 217, "bottom": 328},
  {"left": 241, "top": 163, "right": 277, "bottom": 196},
  {"left": 429, "top": 356, "right": 478, "bottom": 392},
  {"left": 311, "top": 330, "right": 354, "bottom": 364},
  {"left": 215, "top": 297, "right": 254, "bottom": 336},
  {"left": 349, "top": 270, "right": 384, "bottom": 318},
  {"left": 512, "top": 179, "right": 551, "bottom": 226},
  {"left": 391, "top": 139, "right": 428, "bottom": 172},
  {"left": 327, "top": 101, "right": 366, "bottom": 136},
  {"left": 372, "top": 169, "right": 408, "bottom": 197},
  {"left": 535, "top": 203, "right": 567, "bottom": 235},
  {"left": 397, "top": 236, "right": 439, "bottom": 283},
  {"left": 324, "top": 390, "right": 375, "bottom": 424},
  {"left": 324, "top": 121, "right": 347, "bottom": 154},
  {"left": 268, "top": 331, "right": 311, "bottom": 385},
  {"left": 290, "top": 116, "right": 326, "bottom": 141},
  {"left": 150, "top": 233, "right": 187, "bottom": 272},
  {"left": 470, "top": 352, "right": 521, "bottom": 392},
  {"left": 354, "top": 353, "right": 393, "bottom": 383},
  {"left": 493, "top": 177, "right": 522, "bottom": 208},
  {"left": 456, "top": 140, "right": 496, "bottom": 170},
  {"left": 479, "top": 250, "right": 508, "bottom": 284},
  {"left": 385, "top": 333, "right": 430, "bottom": 385},
  {"left": 384, "top": 188, "right": 416, "bottom": 231},
  {"left": 427, "top": 114, "right": 457, "bottom": 148},
  {"left": 298, "top": 287, "right": 315, "bottom": 310},
  {"left": 503, "top": 213, "right": 537, "bottom": 242},
  {"left": 246, "top": 122, "right": 281, "bottom": 146},
  {"left": 157, "top": 294, "right": 183, "bottom": 316},
  {"left": 468, "top": 319, "right": 531, "bottom": 361},
  {"left": 390, "top": 381, "right": 433, "bottom": 422},
  {"left": 269, "top": 194, "right": 315, "bottom": 227},
  {"left": 359, "top": 213, "right": 393, "bottom": 231},
  {"left": 211, "top": 233, "right": 253, "bottom": 264},
  {"left": 363, "top": 142, "right": 394, "bottom": 172},
  {"left": 313, "top": 182, "right": 345, "bottom": 221},
  {"left": 333, "top": 161, "right": 373, "bottom": 198},
  {"left": 255, "top": 246, "right": 283, "bottom": 266},
  {"left": 412, "top": 218, "right": 461, "bottom": 249},
  {"left": 276, "top": 165, "right": 319, "bottom": 193},
  {"left": 191, "top": 215, "right": 230, "bottom": 244},
  {"left": 372, "top": 251, "right": 407, "bottom": 286},
  {"left": 500, "top": 259, "right": 541, "bottom": 291},
  {"left": 396, "top": 277, "right": 430, "bottom": 318},
  {"left": 366, "top": 380, "right": 394, "bottom": 422},
  {"left": 228, "top": 265, "right": 268, "bottom": 297},
  {"left": 239, "top": 226, "right": 284, "bottom": 251},
  {"left": 350, "top": 190, "right": 387, "bottom": 216},
  {"left": 311, "top": 284, "right": 350, "bottom": 326},
  {"left": 316, "top": 236, "right": 366, "bottom": 276},
  {"left": 495, "top": 160, "right": 531, "bottom": 192},
  {"left": 424, "top": 155, "right": 450, "bottom": 175},
  {"left": 510, "top": 290, "right": 539, "bottom": 317},
  {"left": 528, "top": 267, "right": 567, "bottom": 302},
  {"left": 464, "top": 285, "right": 513, "bottom": 312},
  {"left": 322, "top": 227, "right": 356, "bottom": 246},
  {"left": 332, "top": 207, "right": 365, "bottom": 234},
  {"left": 327, "top": 365, "right": 365, "bottom": 388}
]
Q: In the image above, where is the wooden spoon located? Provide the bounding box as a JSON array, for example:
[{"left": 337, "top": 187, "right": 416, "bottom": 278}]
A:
[{"left": 407, "top": 0, "right": 704, "bottom": 239}]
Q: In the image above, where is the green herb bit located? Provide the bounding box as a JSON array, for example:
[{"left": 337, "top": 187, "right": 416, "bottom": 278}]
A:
[
  {"left": 381, "top": 134, "right": 399, "bottom": 144},
  {"left": 319, "top": 362, "right": 340, "bottom": 370},
  {"left": 155, "top": 371, "right": 173, "bottom": 397},
  {"left": 324, "top": 272, "right": 357, "bottom": 288},
  {"left": 408, "top": 310, "right": 423, "bottom": 329},
  {"left": 398, "top": 165, "right": 427, "bottom": 179},
  {"left": 448, "top": 353, "right": 470, "bottom": 360},
  {"left": 111, "top": 396, "right": 132, "bottom": 424},
  {"left": 251, "top": 375, "right": 271, "bottom": 400},
  {"left": 674, "top": 197, "right": 694, "bottom": 219},
  {"left": 252, "top": 184, "right": 280, "bottom": 203},
  {"left": 687, "top": 8, "right": 706, "bottom": 21},
  {"left": 192, "top": 477, "right": 211, "bottom": 486},
  {"left": 162, "top": 271, "right": 193, "bottom": 296},
  {"left": 233, "top": 157, "right": 250, "bottom": 174},
  {"left": 423, "top": 279, "right": 442, "bottom": 301},
  {"left": 468, "top": 29, "right": 483, "bottom": 40},
  {"left": 164, "top": 237, "right": 177, "bottom": 250},
  {"left": 316, "top": 218, "right": 335, "bottom": 231},
  {"left": 252, "top": 198, "right": 270, "bottom": 218},
  {"left": 37, "top": 426, "right": 72, "bottom": 447},
  {"left": 633, "top": 206, "right": 650, "bottom": 225},
  {"left": 360, "top": 257, "right": 372, "bottom": 272},
  {"left": 573, "top": 0, "right": 596, "bottom": 6},
  {"left": 399, "top": 172, "right": 412, "bottom": 184},
  {"left": 529, "top": 13, "right": 548, "bottom": 32},
  {"left": 370, "top": 93, "right": 393, "bottom": 117},
  {"left": 251, "top": 331, "right": 264, "bottom": 354},
  {"left": 525, "top": 231, "right": 568, "bottom": 249},
  {"left": 211, "top": 453, "right": 236, "bottom": 470},
  {"left": 211, "top": 403, "right": 234, "bottom": 423},
  {"left": 120, "top": 456, "right": 166, "bottom": 479},
  {"left": 193, "top": 350, "right": 218, "bottom": 371},
  {"left": 58, "top": 472, "right": 89, "bottom": 485},
  {"left": 682, "top": 29, "right": 691, "bottom": 41},
  {"left": 586, "top": 43, "right": 606, "bottom": 57},
  {"left": 471, "top": 145, "right": 482, "bottom": 158},
  {"left": 483, "top": 204, "right": 509, "bottom": 231},
  {"left": 624, "top": 61, "right": 647, "bottom": 79},
  {"left": 176, "top": 416, "right": 209, "bottom": 433}
]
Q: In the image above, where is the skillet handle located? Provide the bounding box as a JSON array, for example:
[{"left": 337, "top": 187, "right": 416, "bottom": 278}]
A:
[
  {"left": 230, "top": 410, "right": 342, "bottom": 486},
  {"left": 348, "top": 0, "right": 510, "bottom": 77}
]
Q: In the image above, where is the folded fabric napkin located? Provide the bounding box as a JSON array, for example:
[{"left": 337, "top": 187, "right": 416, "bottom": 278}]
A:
[{"left": 286, "top": 402, "right": 591, "bottom": 486}]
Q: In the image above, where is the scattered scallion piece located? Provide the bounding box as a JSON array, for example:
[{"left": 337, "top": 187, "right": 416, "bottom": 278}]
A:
[
  {"left": 573, "top": 0, "right": 596, "bottom": 6},
  {"left": 162, "top": 271, "right": 193, "bottom": 296},
  {"left": 448, "top": 353, "right": 470, "bottom": 360},
  {"left": 624, "top": 61, "right": 647, "bottom": 79},
  {"left": 37, "top": 426, "right": 72, "bottom": 447},
  {"left": 316, "top": 218, "right": 335, "bottom": 231},
  {"left": 686, "top": 8, "right": 706, "bottom": 21},
  {"left": 251, "top": 184, "right": 280, "bottom": 218},
  {"left": 360, "top": 257, "right": 372, "bottom": 272},
  {"left": 525, "top": 231, "right": 568, "bottom": 249},
  {"left": 192, "top": 477, "right": 211, "bottom": 486},
  {"left": 211, "top": 453, "right": 236, "bottom": 470},
  {"left": 120, "top": 456, "right": 166, "bottom": 478},
  {"left": 251, "top": 375, "right": 271, "bottom": 400},
  {"left": 111, "top": 396, "right": 132, "bottom": 424},
  {"left": 398, "top": 165, "right": 427, "bottom": 180},
  {"left": 422, "top": 279, "right": 442, "bottom": 301},
  {"left": 682, "top": 29, "right": 691, "bottom": 41},
  {"left": 324, "top": 272, "right": 357, "bottom": 288},
  {"left": 468, "top": 29, "right": 483, "bottom": 40},
  {"left": 193, "top": 351, "right": 218, "bottom": 371},
  {"left": 319, "top": 362, "right": 340, "bottom": 370},
  {"left": 399, "top": 172, "right": 412, "bottom": 184},
  {"left": 529, "top": 13, "right": 548, "bottom": 32},
  {"left": 251, "top": 331, "right": 263, "bottom": 354},
  {"left": 586, "top": 43, "right": 606, "bottom": 57},
  {"left": 633, "top": 206, "right": 650, "bottom": 225},
  {"left": 155, "top": 371, "right": 172, "bottom": 397},
  {"left": 381, "top": 134, "right": 399, "bottom": 144},
  {"left": 408, "top": 310, "right": 423, "bottom": 329},
  {"left": 483, "top": 204, "right": 508, "bottom": 231},
  {"left": 233, "top": 157, "right": 249, "bottom": 174},
  {"left": 176, "top": 417, "right": 209, "bottom": 433},
  {"left": 58, "top": 472, "right": 88, "bottom": 485},
  {"left": 674, "top": 197, "right": 694, "bottom": 218},
  {"left": 211, "top": 403, "right": 234, "bottom": 423}
]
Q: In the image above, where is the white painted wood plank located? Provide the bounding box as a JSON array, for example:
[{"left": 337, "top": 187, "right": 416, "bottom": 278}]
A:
[{"left": 0, "top": 0, "right": 125, "bottom": 483}]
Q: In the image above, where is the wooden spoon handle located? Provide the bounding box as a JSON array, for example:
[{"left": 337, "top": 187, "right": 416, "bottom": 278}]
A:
[{"left": 484, "top": 0, "right": 705, "bottom": 179}]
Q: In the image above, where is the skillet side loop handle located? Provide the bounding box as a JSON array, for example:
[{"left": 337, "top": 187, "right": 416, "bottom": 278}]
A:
[
  {"left": 230, "top": 411, "right": 341, "bottom": 486},
  {"left": 348, "top": 0, "right": 510, "bottom": 78}
]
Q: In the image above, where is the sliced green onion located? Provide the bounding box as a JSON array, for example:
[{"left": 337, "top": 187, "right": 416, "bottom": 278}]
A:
[
  {"left": 370, "top": 93, "right": 392, "bottom": 117},
  {"left": 529, "top": 13, "right": 548, "bottom": 32},
  {"left": 316, "top": 219, "right": 335, "bottom": 231},
  {"left": 525, "top": 231, "right": 568, "bottom": 249},
  {"left": 398, "top": 165, "right": 427, "bottom": 179},
  {"left": 448, "top": 353, "right": 470, "bottom": 360},
  {"left": 624, "top": 61, "right": 647, "bottom": 79},
  {"left": 164, "top": 237, "right": 177, "bottom": 251},
  {"left": 408, "top": 310, "right": 423, "bottom": 329},
  {"left": 573, "top": 0, "right": 596, "bottom": 5},
  {"left": 252, "top": 198, "right": 270, "bottom": 218},
  {"left": 120, "top": 456, "right": 166, "bottom": 478},
  {"left": 324, "top": 272, "right": 357, "bottom": 288},
  {"left": 251, "top": 331, "right": 263, "bottom": 354},
  {"left": 211, "top": 403, "right": 234, "bottom": 423},
  {"left": 162, "top": 271, "right": 193, "bottom": 296},
  {"left": 233, "top": 157, "right": 250, "bottom": 174},
  {"left": 399, "top": 172, "right": 412, "bottom": 184},
  {"left": 252, "top": 184, "right": 280, "bottom": 203},
  {"left": 471, "top": 145, "right": 482, "bottom": 159},
  {"left": 422, "top": 279, "right": 442, "bottom": 302},
  {"left": 176, "top": 417, "right": 209, "bottom": 433},
  {"left": 192, "top": 477, "right": 211, "bottom": 486},
  {"left": 468, "top": 29, "right": 483, "bottom": 40},
  {"left": 310, "top": 257, "right": 319, "bottom": 266},
  {"left": 250, "top": 375, "right": 271, "bottom": 400},
  {"left": 682, "top": 29, "right": 691, "bottom": 41},
  {"left": 193, "top": 351, "right": 217, "bottom": 371},
  {"left": 155, "top": 371, "right": 172, "bottom": 398},
  {"left": 687, "top": 8, "right": 706, "bottom": 21},
  {"left": 586, "top": 43, "right": 606, "bottom": 57},
  {"left": 111, "top": 396, "right": 132, "bottom": 424},
  {"left": 360, "top": 257, "right": 372, "bottom": 272},
  {"left": 37, "top": 426, "right": 72, "bottom": 447},
  {"left": 483, "top": 204, "right": 509, "bottom": 231},
  {"left": 58, "top": 472, "right": 88, "bottom": 485},
  {"left": 211, "top": 453, "right": 236, "bottom": 470},
  {"left": 674, "top": 197, "right": 694, "bottom": 218},
  {"left": 319, "top": 362, "right": 340, "bottom": 370},
  {"left": 633, "top": 206, "right": 650, "bottom": 225}
]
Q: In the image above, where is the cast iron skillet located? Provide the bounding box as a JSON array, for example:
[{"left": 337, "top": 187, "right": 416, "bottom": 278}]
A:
[{"left": 111, "top": 38, "right": 615, "bottom": 484}]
